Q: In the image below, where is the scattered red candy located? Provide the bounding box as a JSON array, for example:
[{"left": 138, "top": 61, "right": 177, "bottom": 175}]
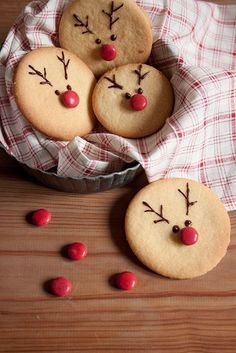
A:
[
  {"left": 61, "top": 90, "right": 80, "bottom": 108},
  {"left": 100, "top": 44, "right": 117, "bottom": 61},
  {"left": 67, "top": 242, "right": 87, "bottom": 261},
  {"left": 180, "top": 226, "right": 198, "bottom": 245},
  {"left": 116, "top": 271, "right": 137, "bottom": 290},
  {"left": 130, "top": 94, "right": 147, "bottom": 111},
  {"left": 32, "top": 208, "right": 52, "bottom": 226},
  {"left": 50, "top": 277, "right": 72, "bottom": 297}
]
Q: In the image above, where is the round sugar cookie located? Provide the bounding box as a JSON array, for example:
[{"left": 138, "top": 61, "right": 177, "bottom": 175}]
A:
[
  {"left": 59, "top": 0, "right": 153, "bottom": 77},
  {"left": 125, "top": 178, "right": 231, "bottom": 279},
  {"left": 14, "top": 47, "right": 96, "bottom": 141},
  {"left": 92, "top": 64, "right": 174, "bottom": 138}
]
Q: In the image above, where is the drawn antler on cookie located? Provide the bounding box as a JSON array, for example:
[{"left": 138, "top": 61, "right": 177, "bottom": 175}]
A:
[
  {"left": 178, "top": 183, "right": 198, "bottom": 216},
  {"left": 73, "top": 14, "right": 94, "bottom": 34},
  {"left": 28, "top": 65, "right": 53, "bottom": 87},
  {"left": 102, "top": 1, "right": 124, "bottom": 30},
  {"left": 134, "top": 65, "right": 150, "bottom": 86},
  {"left": 104, "top": 75, "right": 123, "bottom": 89},
  {"left": 57, "top": 51, "right": 70, "bottom": 80},
  {"left": 142, "top": 201, "right": 169, "bottom": 224}
]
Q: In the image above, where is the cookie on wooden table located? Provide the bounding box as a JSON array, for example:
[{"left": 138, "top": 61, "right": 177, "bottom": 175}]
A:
[
  {"left": 125, "top": 178, "right": 231, "bottom": 279},
  {"left": 59, "top": 0, "right": 153, "bottom": 77},
  {"left": 92, "top": 63, "right": 174, "bottom": 138},
  {"left": 14, "top": 47, "right": 96, "bottom": 141}
]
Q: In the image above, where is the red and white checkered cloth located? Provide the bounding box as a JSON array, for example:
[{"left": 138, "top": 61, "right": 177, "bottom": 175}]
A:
[{"left": 0, "top": 0, "right": 235, "bottom": 210}]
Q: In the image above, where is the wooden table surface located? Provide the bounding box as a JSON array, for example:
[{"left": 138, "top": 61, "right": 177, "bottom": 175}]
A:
[{"left": 0, "top": 1, "right": 236, "bottom": 353}]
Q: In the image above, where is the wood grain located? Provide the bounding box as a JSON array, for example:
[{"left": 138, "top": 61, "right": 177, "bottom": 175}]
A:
[
  {"left": 0, "top": 150, "right": 236, "bottom": 353},
  {"left": 0, "top": 146, "right": 236, "bottom": 353},
  {"left": 0, "top": 1, "right": 236, "bottom": 352}
]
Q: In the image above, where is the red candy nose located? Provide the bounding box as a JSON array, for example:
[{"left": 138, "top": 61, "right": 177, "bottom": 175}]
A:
[
  {"left": 100, "top": 44, "right": 117, "bottom": 61},
  {"left": 180, "top": 226, "right": 198, "bottom": 246},
  {"left": 61, "top": 91, "right": 80, "bottom": 108},
  {"left": 130, "top": 94, "right": 148, "bottom": 111}
]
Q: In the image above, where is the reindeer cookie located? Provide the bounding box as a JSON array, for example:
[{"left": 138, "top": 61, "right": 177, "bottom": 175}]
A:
[
  {"left": 59, "top": 0, "right": 152, "bottom": 77},
  {"left": 125, "top": 178, "right": 231, "bottom": 279},
  {"left": 92, "top": 64, "right": 174, "bottom": 138},
  {"left": 14, "top": 47, "right": 96, "bottom": 141}
]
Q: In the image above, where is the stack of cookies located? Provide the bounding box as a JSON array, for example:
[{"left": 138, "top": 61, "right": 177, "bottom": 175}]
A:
[
  {"left": 10, "top": 0, "right": 231, "bottom": 279},
  {"left": 13, "top": 0, "right": 174, "bottom": 141}
]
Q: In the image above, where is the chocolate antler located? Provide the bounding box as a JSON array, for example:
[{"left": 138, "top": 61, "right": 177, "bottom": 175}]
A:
[
  {"left": 102, "top": 1, "right": 124, "bottom": 30},
  {"left": 142, "top": 201, "right": 169, "bottom": 224},
  {"left": 134, "top": 65, "right": 150, "bottom": 85},
  {"left": 57, "top": 51, "right": 70, "bottom": 80},
  {"left": 73, "top": 14, "right": 94, "bottom": 34},
  {"left": 104, "top": 75, "right": 123, "bottom": 90},
  {"left": 28, "top": 65, "right": 53, "bottom": 87},
  {"left": 178, "top": 183, "right": 198, "bottom": 216}
]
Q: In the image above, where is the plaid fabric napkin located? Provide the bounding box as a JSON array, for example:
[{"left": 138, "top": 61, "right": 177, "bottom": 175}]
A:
[{"left": 0, "top": 0, "right": 235, "bottom": 210}]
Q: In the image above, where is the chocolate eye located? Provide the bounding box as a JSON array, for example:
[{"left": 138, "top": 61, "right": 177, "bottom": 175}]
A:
[
  {"left": 172, "top": 225, "right": 180, "bottom": 233},
  {"left": 125, "top": 93, "right": 131, "bottom": 99},
  {"left": 138, "top": 87, "right": 143, "bottom": 94},
  {"left": 55, "top": 90, "right": 60, "bottom": 96},
  {"left": 185, "top": 220, "right": 192, "bottom": 227},
  {"left": 110, "top": 34, "right": 117, "bottom": 41},
  {"left": 95, "top": 38, "right": 101, "bottom": 44},
  {"left": 67, "top": 85, "right": 72, "bottom": 91}
]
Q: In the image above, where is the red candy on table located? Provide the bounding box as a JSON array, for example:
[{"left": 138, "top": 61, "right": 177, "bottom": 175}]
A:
[
  {"left": 180, "top": 226, "right": 198, "bottom": 245},
  {"left": 61, "top": 90, "right": 80, "bottom": 108},
  {"left": 50, "top": 277, "right": 72, "bottom": 297},
  {"left": 100, "top": 44, "right": 117, "bottom": 61},
  {"left": 130, "top": 94, "right": 147, "bottom": 111},
  {"left": 116, "top": 271, "right": 137, "bottom": 290},
  {"left": 31, "top": 208, "right": 52, "bottom": 226},
  {"left": 67, "top": 242, "right": 87, "bottom": 261}
]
